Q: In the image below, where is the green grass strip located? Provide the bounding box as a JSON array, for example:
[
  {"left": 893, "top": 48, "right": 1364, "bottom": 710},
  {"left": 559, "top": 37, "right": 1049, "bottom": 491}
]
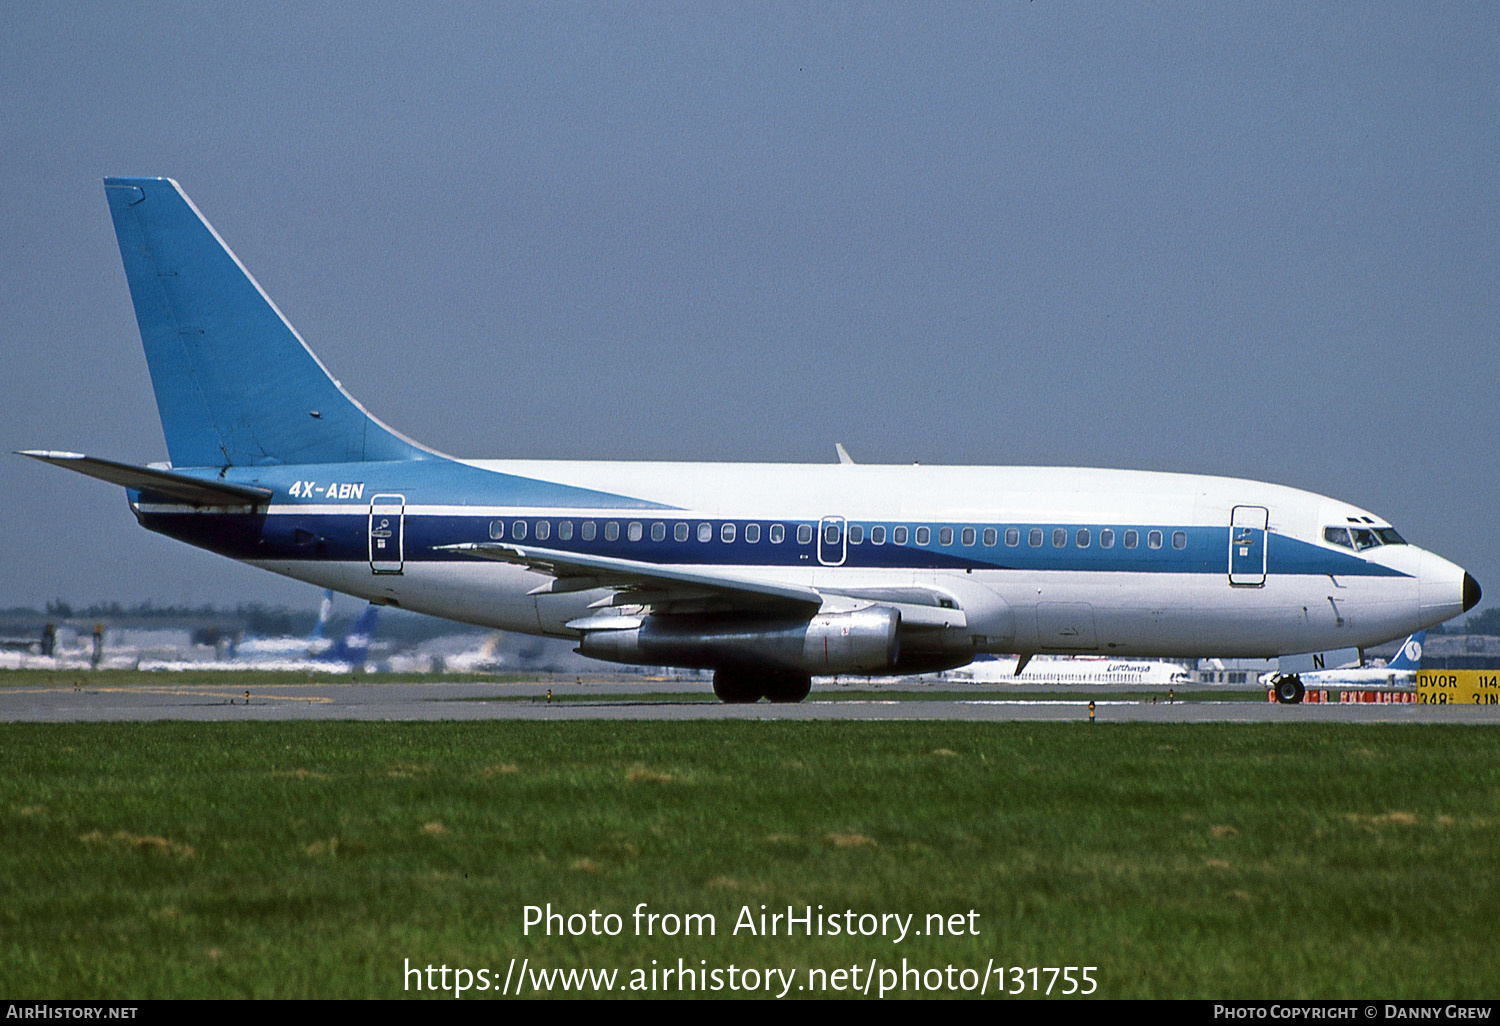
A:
[{"left": 3, "top": 722, "right": 1496, "bottom": 998}]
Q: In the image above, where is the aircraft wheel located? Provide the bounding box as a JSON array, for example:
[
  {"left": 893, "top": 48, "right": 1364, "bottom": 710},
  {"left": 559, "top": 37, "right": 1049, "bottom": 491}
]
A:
[
  {"left": 1274, "top": 674, "right": 1305, "bottom": 705},
  {"left": 763, "top": 671, "right": 812, "bottom": 704},
  {"left": 713, "top": 668, "right": 763, "bottom": 704}
]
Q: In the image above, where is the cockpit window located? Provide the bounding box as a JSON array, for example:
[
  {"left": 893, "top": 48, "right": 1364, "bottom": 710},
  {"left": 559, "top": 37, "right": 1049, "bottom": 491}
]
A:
[
  {"left": 1327, "top": 525, "right": 1405, "bottom": 550},
  {"left": 1324, "top": 527, "right": 1353, "bottom": 549}
]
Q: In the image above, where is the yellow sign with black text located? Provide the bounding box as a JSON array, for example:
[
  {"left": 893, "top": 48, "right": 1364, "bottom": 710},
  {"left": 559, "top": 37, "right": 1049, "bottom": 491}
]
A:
[{"left": 1416, "top": 671, "right": 1500, "bottom": 705}]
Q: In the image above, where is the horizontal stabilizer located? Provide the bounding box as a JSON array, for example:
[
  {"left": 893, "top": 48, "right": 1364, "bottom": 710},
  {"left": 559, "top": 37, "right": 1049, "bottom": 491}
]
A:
[{"left": 17, "top": 451, "right": 273, "bottom": 506}]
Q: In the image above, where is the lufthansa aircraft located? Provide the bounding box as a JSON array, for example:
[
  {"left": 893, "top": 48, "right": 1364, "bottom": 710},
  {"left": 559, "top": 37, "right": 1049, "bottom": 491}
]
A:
[{"left": 20, "top": 178, "right": 1481, "bottom": 703}]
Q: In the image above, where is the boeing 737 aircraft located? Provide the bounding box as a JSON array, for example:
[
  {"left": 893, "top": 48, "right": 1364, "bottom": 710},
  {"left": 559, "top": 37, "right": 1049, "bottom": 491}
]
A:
[{"left": 19, "top": 178, "right": 1481, "bottom": 703}]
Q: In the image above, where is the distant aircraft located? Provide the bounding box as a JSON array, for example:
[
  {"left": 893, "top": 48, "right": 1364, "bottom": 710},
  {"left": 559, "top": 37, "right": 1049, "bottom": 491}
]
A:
[
  {"left": 1262, "top": 631, "right": 1425, "bottom": 701},
  {"left": 229, "top": 589, "right": 336, "bottom": 659},
  {"left": 947, "top": 655, "right": 1193, "bottom": 686},
  {"left": 18, "top": 177, "right": 1481, "bottom": 703},
  {"left": 139, "top": 603, "right": 379, "bottom": 673}
]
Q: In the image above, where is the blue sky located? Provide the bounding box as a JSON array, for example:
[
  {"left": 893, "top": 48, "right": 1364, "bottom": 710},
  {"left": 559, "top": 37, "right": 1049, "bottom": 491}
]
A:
[{"left": 2, "top": 2, "right": 1496, "bottom": 612}]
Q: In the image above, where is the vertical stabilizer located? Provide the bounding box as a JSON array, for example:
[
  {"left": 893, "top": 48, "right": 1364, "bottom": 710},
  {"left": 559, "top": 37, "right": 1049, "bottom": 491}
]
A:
[
  {"left": 1386, "top": 632, "right": 1426, "bottom": 671},
  {"left": 104, "top": 177, "right": 434, "bottom": 468},
  {"left": 327, "top": 605, "right": 380, "bottom": 667}
]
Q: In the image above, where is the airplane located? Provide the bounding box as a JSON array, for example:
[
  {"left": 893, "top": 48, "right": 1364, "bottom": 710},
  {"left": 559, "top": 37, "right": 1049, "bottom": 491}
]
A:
[
  {"left": 946, "top": 654, "right": 1194, "bottom": 686},
  {"left": 138, "top": 602, "right": 379, "bottom": 673},
  {"left": 1261, "top": 631, "right": 1425, "bottom": 695},
  {"left": 18, "top": 177, "right": 1481, "bottom": 704},
  {"left": 227, "top": 589, "right": 336, "bottom": 659}
]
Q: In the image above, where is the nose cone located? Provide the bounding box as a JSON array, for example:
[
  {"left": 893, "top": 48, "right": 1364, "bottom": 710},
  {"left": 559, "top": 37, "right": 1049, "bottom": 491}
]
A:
[{"left": 1413, "top": 549, "right": 1479, "bottom": 628}]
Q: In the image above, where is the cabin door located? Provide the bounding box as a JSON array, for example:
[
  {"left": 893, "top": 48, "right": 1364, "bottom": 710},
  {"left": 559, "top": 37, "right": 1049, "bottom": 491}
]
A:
[
  {"left": 817, "top": 516, "right": 847, "bottom": 566},
  {"left": 369, "top": 494, "right": 406, "bottom": 575},
  {"left": 1229, "top": 505, "right": 1268, "bottom": 586}
]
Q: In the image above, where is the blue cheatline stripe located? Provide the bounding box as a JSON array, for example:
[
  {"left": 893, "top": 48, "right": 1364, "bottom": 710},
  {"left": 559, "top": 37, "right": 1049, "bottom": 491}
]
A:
[{"left": 135, "top": 509, "right": 1409, "bottom": 578}]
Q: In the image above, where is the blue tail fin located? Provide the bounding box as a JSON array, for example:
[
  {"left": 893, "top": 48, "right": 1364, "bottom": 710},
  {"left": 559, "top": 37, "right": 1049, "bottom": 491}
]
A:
[
  {"left": 1385, "top": 631, "right": 1426, "bottom": 671},
  {"left": 326, "top": 605, "right": 379, "bottom": 667},
  {"left": 310, "top": 590, "right": 334, "bottom": 642},
  {"left": 104, "top": 177, "right": 434, "bottom": 468}
]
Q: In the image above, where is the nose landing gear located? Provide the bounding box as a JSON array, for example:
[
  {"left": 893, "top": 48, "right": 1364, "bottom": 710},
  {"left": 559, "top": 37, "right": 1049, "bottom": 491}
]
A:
[{"left": 1272, "top": 674, "right": 1305, "bottom": 704}]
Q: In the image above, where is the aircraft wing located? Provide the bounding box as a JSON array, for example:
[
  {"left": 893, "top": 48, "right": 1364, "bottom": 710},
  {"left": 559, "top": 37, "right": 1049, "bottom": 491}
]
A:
[
  {"left": 438, "top": 542, "right": 829, "bottom": 616},
  {"left": 436, "top": 542, "right": 966, "bottom": 628}
]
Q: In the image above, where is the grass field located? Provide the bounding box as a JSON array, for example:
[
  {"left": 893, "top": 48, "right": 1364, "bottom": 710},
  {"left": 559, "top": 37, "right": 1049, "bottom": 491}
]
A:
[{"left": 3, "top": 721, "right": 1497, "bottom": 999}]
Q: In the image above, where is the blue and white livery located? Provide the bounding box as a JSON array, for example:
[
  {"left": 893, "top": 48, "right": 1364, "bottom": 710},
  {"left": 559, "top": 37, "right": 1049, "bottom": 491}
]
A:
[{"left": 20, "top": 178, "right": 1481, "bottom": 703}]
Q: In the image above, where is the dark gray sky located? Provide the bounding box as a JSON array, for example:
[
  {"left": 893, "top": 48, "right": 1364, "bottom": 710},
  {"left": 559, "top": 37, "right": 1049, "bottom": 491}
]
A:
[{"left": 3, "top": 2, "right": 1496, "bottom": 613}]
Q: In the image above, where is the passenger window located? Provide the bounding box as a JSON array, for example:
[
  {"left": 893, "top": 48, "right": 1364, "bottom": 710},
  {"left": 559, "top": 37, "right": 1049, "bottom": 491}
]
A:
[
  {"left": 581, "top": 521, "right": 597, "bottom": 541},
  {"left": 1147, "top": 530, "right": 1163, "bottom": 549},
  {"left": 746, "top": 524, "right": 761, "bottom": 543},
  {"left": 535, "top": 520, "right": 550, "bottom": 541},
  {"left": 797, "top": 524, "right": 813, "bottom": 544},
  {"left": 894, "top": 526, "right": 909, "bottom": 545},
  {"left": 871, "top": 526, "right": 886, "bottom": 545},
  {"left": 723, "top": 523, "right": 736, "bottom": 543},
  {"left": 1029, "top": 528, "right": 1043, "bottom": 547},
  {"left": 604, "top": 521, "right": 620, "bottom": 542},
  {"left": 626, "top": 522, "right": 641, "bottom": 542},
  {"left": 983, "top": 528, "right": 997, "bottom": 546},
  {"left": 1323, "top": 527, "right": 1353, "bottom": 549},
  {"left": 698, "top": 523, "right": 713, "bottom": 543},
  {"left": 939, "top": 527, "right": 954, "bottom": 546},
  {"left": 1124, "top": 529, "right": 1138, "bottom": 549},
  {"left": 1006, "top": 528, "right": 1020, "bottom": 547},
  {"left": 770, "top": 524, "right": 785, "bottom": 544},
  {"left": 513, "top": 520, "right": 527, "bottom": 541},
  {"left": 915, "top": 526, "right": 931, "bottom": 545},
  {"left": 489, "top": 520, "right": 504, "bottom": 540},
  {"left": 1052, "top": 528, "right": 1067, "bottom": 548},
  {"left": 675, "top": 522, "right": 689, "bottom": 542},
  {"left": 650, "top": 522, "right": 665, "bottom": 542},
  {"left": 848, "top": 525, "right": 864, "bottom": 545},
  {"left": 1099, "top": 528, "right": 1114, "bottom": 548},
  {"left": 962, "top": 527, "right": 976, "bottom": 546},
  {"left": 558, "top": 521, "right": 573, "bottom": 541},
  {"left": 1076, "top": 528, "right": 1090, "bottom": 548},
  {"left": 824, "top": 523, "right": 841, "bottom": 545},
  {"left": 1172, "top": 530, "right": 1186, "bottom": 550}
]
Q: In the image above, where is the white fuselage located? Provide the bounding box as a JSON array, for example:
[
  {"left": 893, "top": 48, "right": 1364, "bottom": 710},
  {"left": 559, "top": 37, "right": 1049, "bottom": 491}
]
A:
[{"left": 218, "top": 461, "right": 1469, "bottom": 662}]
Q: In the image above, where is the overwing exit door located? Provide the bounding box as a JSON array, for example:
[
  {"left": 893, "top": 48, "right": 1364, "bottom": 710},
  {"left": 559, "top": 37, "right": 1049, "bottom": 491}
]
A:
[
  {"left": 1229, "top": 505, "right": 1268, "bottom": 586},
  {"left": 369, "top": 494, "right": 406, "bottom": 574}
]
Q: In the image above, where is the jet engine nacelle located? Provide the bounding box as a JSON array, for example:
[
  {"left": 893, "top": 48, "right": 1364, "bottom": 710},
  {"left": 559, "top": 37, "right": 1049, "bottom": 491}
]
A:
[{"left": 577, "top": 607, "right": 901, "bottom": 675}]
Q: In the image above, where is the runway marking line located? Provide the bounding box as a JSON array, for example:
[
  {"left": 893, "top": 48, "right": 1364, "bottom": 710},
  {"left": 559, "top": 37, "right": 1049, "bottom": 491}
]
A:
[{"left": 5, "top": 686, "right": 333, "bottom": 704}]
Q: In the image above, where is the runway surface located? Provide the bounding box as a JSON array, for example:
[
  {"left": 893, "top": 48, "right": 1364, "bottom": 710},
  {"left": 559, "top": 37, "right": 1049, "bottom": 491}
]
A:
[{"left": 2, "top": 679, "right": 1496, "bottom": 723}]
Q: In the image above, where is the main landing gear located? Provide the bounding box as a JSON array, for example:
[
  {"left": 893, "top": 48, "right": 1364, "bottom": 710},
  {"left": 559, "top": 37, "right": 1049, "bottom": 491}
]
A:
[
  {"left": 712, "top": 667, "right": 813, "bottom": 704},
  {"left": 1272, "top": 674, "right": 1305, "bottom": 705}
]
